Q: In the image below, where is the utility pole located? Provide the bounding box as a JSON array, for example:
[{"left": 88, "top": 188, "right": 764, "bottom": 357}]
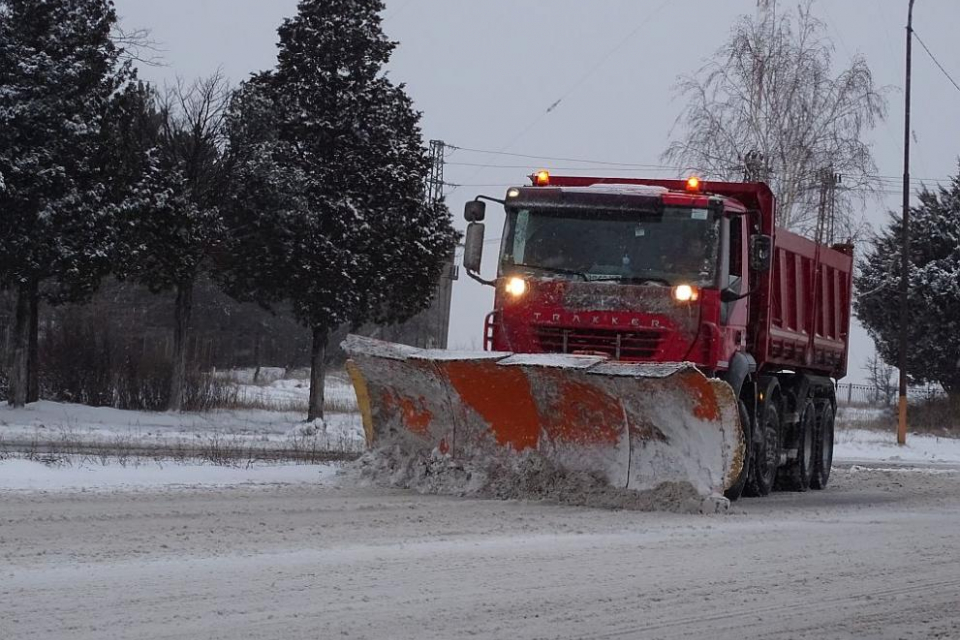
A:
[
  {"left": 427, "top": 140, "right": 445, "bottom": 207},
  {"left": 427, "top": 140, "right": 457, "bottom": 349},
  {"left": 827, "top": 171, "right": 840, "bottom": 245},
  {"left": 815, "top": 169, "right": 830, "bottom": 247},
  {"left": 813, "top": 168, "right": 841, "bottom": 246},
  {"left": 898, "top": 0, "right": 915, "bottom": 446}
]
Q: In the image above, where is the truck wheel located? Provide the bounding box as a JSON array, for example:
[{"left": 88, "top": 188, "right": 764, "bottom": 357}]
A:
[
  {"left": 744, "top": 401, "right": 779, "bottom": 497},
  {"left": 724, "top": 400, "right": 752, "bottom": 501},
  {"left": 777, "top": 399, "right": 816, "bottom": 491},
  {"left": 810, "top": 403, "right": 835, "bottom": 490}
]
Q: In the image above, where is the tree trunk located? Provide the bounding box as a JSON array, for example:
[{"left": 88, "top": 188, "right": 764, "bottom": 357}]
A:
[
  {"left": 253, "top": 331, "right": 262, "bottom": 383},
  {"left": 307, "top": 326, "right": 327, "bottom": 423},
  {"left": 168, "top": 280, "right": 194, "bottom": 412},
  {"left": 27, "top": 282, "right": 39, "bottom": 403},
  {"left": 8, "top": 283, "right": 31, "bottom": 407}
]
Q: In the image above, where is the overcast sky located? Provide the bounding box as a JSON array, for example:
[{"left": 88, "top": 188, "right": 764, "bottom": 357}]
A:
[{"left": 114, "top": 0, "right": 960, "bottom": 384}]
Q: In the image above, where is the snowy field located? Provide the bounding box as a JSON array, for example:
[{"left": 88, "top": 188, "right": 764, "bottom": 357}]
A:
[
  {"left": 0, "top": 370, "right": 365, "bottom": 459},
  {"left": 220, "top": 367, "right": 360, "bottom": 413}
]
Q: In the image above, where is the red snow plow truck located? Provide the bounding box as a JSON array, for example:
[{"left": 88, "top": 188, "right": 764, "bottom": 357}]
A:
[{"left": 343, "top": 174, "right": 854, "bottom": 500}]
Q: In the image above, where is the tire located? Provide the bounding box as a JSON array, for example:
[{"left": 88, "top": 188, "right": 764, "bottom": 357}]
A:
[
  {"left": 810, "top": 403, "right": 835, "bottom": 490},
  {"left": 777, "top": 399, "right": 816, "bottom": 491},
  {"left": 743, "top": 400, "right": 780, "bottom": 497},
  {"left": 724, "top": 400, "right": 752, "bottom": 501}
]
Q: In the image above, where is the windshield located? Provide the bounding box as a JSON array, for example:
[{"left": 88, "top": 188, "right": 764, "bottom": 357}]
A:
[{"left": 499, "top": 206, "right": 721, "bottom": 286}]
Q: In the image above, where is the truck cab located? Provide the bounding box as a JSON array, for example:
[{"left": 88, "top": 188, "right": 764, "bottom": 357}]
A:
[{"left": 464, "top": 173, "right": 772, "bottom": 377}]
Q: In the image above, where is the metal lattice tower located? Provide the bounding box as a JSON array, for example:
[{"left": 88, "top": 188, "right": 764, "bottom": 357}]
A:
[
  {"left": 427, "top": 140, "right": 445, "bottom": 206},
  {"left": 815, "top": 168, "right": 842, "bottom": 246}
]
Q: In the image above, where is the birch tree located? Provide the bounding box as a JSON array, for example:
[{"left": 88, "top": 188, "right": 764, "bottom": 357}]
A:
[{"left": 663, "top": 1, "right": 886, "bottom": 236}]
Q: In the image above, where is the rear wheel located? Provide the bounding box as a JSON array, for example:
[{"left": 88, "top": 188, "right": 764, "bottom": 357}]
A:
[
  {"left": 724, "top": 400, "right": 752, "bottom": 501},
  {"left": 778, "top": 399, "right": 816, "bottom": 491},
  {"left": 744, "top": 401, "right": 779, "bottom": 497},
  {"left": 810, "top": 403, "right": 835, "bottom": 490}
]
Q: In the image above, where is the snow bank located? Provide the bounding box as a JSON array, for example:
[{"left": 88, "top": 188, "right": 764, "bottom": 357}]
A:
[
  {"left": 0, "top": 400, "right": 365, "bottom": 451},
  {"left": 0, "top": 458, "right": 339, "bottom": 493},
  {"left": 834, "top": 428, "right": 960, "bottom": 464},
  {"left": 350, "top": 444, "right": 722, "bottom": 514}
]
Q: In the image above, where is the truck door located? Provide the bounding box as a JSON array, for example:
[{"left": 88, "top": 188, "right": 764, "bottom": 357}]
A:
[{"left": 722, "top": 214, "right": 750, "bottom": 346}]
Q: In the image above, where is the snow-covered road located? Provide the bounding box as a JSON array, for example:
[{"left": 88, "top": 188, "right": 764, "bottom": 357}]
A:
[{"left": 3, "top": 465, "right": 960, "bottom": 639}]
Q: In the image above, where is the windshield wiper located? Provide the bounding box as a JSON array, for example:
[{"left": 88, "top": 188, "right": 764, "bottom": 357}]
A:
[
  {"left": 511, "top": 262, "right": 589, "bottom": 280},
  {"left": 591, "top": 276, "right": 672, "bottom": 286}
]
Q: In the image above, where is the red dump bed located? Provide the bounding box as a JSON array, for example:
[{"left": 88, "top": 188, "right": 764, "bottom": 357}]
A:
[{"left": 756, "top": 229, "right": 854, "bottom": 379}]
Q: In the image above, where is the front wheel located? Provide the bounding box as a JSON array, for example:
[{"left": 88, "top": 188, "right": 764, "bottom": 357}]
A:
[{"left": 724, "top": 400, "right": 752, "bottom": 501}]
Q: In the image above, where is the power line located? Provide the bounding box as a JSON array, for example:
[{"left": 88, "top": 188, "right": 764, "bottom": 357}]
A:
[
  {"left": 440, "top": 137, "right": 952, "bottom": 203},
  {"left": 446, "top": 144, "right": 951, "bottom": 185},
  {"left": 447, "top": 161, "right": 679, "bottom": 172},
  {"left": 913, "top": 29, "right": 960, "bottom": 95},
  {"left": 447, "top": 1, "right": 675, "bottom": 194},
  {"left": 537, "top": 0, "right": 675, "bottom": 121},
  {"left": 490, "top": 0, "right": 675, "bottom": 155},
  {"left": 446, "top": 145, "right": 677, "bottom": 169}
]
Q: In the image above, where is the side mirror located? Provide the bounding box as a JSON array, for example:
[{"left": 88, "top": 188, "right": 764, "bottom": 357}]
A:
[
  {"left": 463, "top": 222, "right": 485, "bottom": 273},
  {"left": 721, "top": 287, "right": 743, "bottom": 303},
  {"left": 464, "top": 200, "right": 486, "bottom": 222},
  {"left": 749, "top": 234, "right": 773, "bottom": 272}
]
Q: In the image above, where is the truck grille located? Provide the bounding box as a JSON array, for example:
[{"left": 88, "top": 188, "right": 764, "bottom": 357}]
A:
[{"left": 534, "top": 326, "right": 663, "bottom": 360}]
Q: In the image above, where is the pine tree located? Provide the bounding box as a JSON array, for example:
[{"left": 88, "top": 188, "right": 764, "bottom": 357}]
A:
[
  {"left": 120, "top": 76, "right": 230, "bottom": 411},
  {"left": 224, "top": 0, "right": 458, "bottom": 422},
  {"left": 855, "top": 166, "right": 960, "bottom": 400},
  {"left": 0, "top": 0, "right": 135, "bottom": 407}
]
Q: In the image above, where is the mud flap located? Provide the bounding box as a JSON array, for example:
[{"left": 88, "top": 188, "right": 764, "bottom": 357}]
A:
[{"left": 342, "top": 335, "right": 744, "bottom": 497}]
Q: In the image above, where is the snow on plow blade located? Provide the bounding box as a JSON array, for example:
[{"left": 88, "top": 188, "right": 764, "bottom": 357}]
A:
[{"left": 342, "top": 335, "right": 744, "bottom": 497}]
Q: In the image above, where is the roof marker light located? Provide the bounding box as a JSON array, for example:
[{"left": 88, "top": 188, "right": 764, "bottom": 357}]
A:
[{"left": 534, "top": 170, "right": 550, "bottom": 186}]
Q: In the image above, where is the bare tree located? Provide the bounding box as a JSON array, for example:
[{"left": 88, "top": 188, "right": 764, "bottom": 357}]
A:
[
  {"left": 663, "top": 1, "right": 887, "bottom": 237},
  {"left": 864, "top": 353, "right": 896, "bottom": 407},
  {"left": 123, "top": 73, "right": 231, "bottom": 411}
]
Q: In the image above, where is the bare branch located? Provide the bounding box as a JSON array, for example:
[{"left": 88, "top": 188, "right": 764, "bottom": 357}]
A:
[
  {"left": 112, "top": 23, "right": 166, "bottom": 67},
  {"left": 662, "top": 1, "right": 888, "bottom": 239}
]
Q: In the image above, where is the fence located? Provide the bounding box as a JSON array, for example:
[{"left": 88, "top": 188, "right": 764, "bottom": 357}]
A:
[{"left": 835, "top": 382, "right": 944, "bottom": 407}]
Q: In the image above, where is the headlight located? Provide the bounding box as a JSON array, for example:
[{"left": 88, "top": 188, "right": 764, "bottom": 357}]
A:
[
  {"left": 505, "top": 277, "right": 527, "bottom": 297},
  {"left": 673, "top": 284, "right": 699, "bottom": 302}
]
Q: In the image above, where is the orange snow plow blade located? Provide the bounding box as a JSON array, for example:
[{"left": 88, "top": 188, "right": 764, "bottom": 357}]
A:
[{"left": 342, "top": 335, "right": 744, "bottom": 497}]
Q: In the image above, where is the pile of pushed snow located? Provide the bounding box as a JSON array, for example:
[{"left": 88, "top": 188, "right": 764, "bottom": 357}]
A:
[{"left": 349, "top": 444, "right": 718, "bottom": 514}]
